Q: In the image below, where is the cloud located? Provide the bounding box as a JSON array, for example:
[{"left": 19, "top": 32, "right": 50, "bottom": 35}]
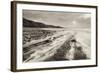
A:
[{"left": 23, "top": 10, "right": 91, "bottom": 28}]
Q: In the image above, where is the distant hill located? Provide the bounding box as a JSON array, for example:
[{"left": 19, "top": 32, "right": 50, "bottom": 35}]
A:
[{"left": 23, "top": 18, "right": 63, "bottom": 28}]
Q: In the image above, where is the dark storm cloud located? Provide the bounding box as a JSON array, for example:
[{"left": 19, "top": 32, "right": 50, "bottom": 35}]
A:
[{"left": 23, "top": 10, "right": 91, "bottom": 28}]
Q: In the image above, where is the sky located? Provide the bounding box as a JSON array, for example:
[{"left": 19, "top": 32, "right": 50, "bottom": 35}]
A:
[{"left": 23, "top": 10, "right": 91, "bottom": 28}]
